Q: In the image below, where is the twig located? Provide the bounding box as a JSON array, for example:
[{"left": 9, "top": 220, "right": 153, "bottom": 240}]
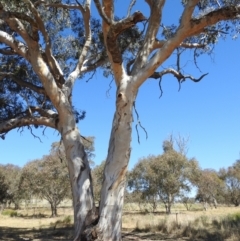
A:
[
  {"left": 106, "top": 76, "right": 114, "bottom": 98},
  {"left": 158, "top": 76, "right": 163, "bottom": 98},
  {"left": 133, "top": 101, "right": 148, "bottom": 144}
]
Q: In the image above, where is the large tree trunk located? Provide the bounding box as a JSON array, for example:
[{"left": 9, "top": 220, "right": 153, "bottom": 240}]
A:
[
  {"left": 55, "top": 73, "right": 136, "bottom": 241},
  {"left": 95, "top": 77, "right": 136, "bottom": 240},
  {"left": 59, "top": 107, "right": 96, "bottom": 241}
]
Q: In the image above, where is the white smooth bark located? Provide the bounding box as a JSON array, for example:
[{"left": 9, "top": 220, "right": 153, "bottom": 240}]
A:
[
  {"left": 59, "top": 109, "right": 96, "bottom": 241},
  {"left": 96, "top": 75, "right": 136, "bottom": 240}
]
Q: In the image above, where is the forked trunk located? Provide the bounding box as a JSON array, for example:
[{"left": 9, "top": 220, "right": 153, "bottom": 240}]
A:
[
  {"left": 58, "top": 77, "right": 136, "bottom": 240},
  {"left": 95, "top": 77, "right": 136, "bottom": 240}
]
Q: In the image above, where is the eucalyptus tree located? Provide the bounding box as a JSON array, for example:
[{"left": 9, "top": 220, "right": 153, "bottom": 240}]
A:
[
  {"left": 223, "top": 160, "right": 240, "bottom": 206},
  {"left": 128, "top": 144, "right": 199, "bottom": 214},
  {"left": 0, "top": 164, "right": 22, "bottom": 209},
  {"left": 0, "top": 0, "right": 240, "bottom": 240},
  {"left": 128, "top": 157, "right": 159, "bottom": 212},
  {"left": 0, "top": 168, "right": 8, "bottom": 205},
  {"left": 195, "top": 169, "right": 225, "bottom": 210},
  {"left": 91, "top": 160, "right": 105, "bottom": 205},
  {"left": 19, "top": 154, "right": 71, "bottom": 217}
]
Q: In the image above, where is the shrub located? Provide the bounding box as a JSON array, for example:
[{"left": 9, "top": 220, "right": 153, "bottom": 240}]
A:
[
  {"left": 2, "top": 209, "right": 18, "bottom": 217},
  {"left": 62, "top": 215, "right": 72, "bottom": 224}
]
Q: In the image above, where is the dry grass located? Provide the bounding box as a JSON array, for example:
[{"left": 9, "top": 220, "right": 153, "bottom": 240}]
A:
[
  {"left": 122, "top": 204, "right": 240, "bottom": 240},
  {"left": 0, "top": 206, "right": 73, "bottom": 229},
  {"left": 1, "top": 202, "right": 240, "bottom": 241}
]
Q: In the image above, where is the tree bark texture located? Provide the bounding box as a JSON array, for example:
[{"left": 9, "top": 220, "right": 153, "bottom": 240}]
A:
[
  {"left": 95, "top": 76, "right": 136, "bottom": 240},
  {"left": 59, "top": 108, "right": 97, "bottom": 241}
]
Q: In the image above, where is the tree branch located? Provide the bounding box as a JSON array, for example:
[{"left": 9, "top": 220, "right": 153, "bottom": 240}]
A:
[
  {"left": 81, "top": 57, "right": 108, "bottom": 73},
  {"left": 133, "top": 0, "right": 201, "bottom": 86},
  {"left": 65, "top": 0, "right": 92, "bottom": 93},
  {"left": 93, "top": 0, "right": 112, "bottom": 24},
  {"left": 150, "top": 68, "right": 208, "bottom": 91},
  {"left": 0, "top": 48, "right": 16, "bottom": 55},
  {"left": 44, "top": 2, "right": 84, "bottom": 12},
  {"left": 5, "top": 11, "right": 39, "bottom": 41},
  {"left": 24, "top": 0, "right": 65, "bottom": 86},
  {"left": 102, "top": 0, "right": 114, "bottom": 22},
  {"left": 0, "top": 115, "right": 56, "bottom": 138},
  {"left": 0, "top": 72, "right": 46, "bottom": 95},
  {"left": 152, "top": 39, "right": 207, "bottom": 50},
  {"left": 0, "top": 4, "right": 34, "bottom": 46},
  {"left": 100, "top": 0, "right": 126, "bottom": 84},
  {"left": 29, "top": 106, "right": 58, "bottom": 119},
  {"left": 189, "top": 5, "right": 240, "bottom": 36},
  {"left": 106, "top": 11, "right": 146, "bottom": 64},
  {"left": 127, "top": 0, "right": 137, "bottom": 17},
  {"left": 131, "top": 0, "right": 166, "bottom": 75},
  {"left": 0, "top": 30, "right": 28, "bottom": 60}
]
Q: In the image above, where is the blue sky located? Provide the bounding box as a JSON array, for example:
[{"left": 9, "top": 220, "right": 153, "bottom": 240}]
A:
[{"left": 1, "top": 1, "right": 240, "bottom": 171}]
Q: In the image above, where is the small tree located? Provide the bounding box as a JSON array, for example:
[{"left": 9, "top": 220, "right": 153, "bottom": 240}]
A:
[
  {"left": 0, "top": 169, "right": 8, "bottom": 205},
  {"left": 129, "top": 138, "right": 199, "bottom": 214},
  {"left": 195, "top": 169, "right": 224, "bottom": 210},
  {"left": 224, "top": 160, "right": 240, "bottom": 206},
  {"left": 20, "top": 154, "right": 70, "bottom": 216},
  {"left": 128, "top": 157, "right": 158, "bottom": 212},
  {"left": 180, "top": 196, "right": 195, "bottom": 211},
  {"left": 0, "top": 164, "right": 22, "bottom": 209}
]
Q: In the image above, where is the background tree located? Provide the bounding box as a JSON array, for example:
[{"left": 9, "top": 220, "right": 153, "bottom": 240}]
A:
[
  {"left": 20, "top": 154, "right": 71, "bottom": 217},
  {"left": 91, "top": 160, "right": 105, "bottom": 205},
  {"left": 1, "top": 0, "right": 240, "bottom": 239},
  {"left": 180, "top": 196, "right": 196, "bottom": 211},
  {"left": 129, "top": 138, "right": 199, "bottom": 214},
  {"left": 0, "top": 168, "right": 8, "bottom": 206},
  {"left": 0, "top": 164, "right": 22, "bottom": 209},
  {"left": 222, "top": 160, "right": 240, "bottom": 206},
  {"left": 128, "top": 157, "right": 159, "bottom": 212},
  {"left": 195, "top": 169, "right": 225, "bottom": 210}
]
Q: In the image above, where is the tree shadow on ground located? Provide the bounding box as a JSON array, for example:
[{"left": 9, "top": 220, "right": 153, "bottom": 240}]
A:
[
  {"left": 0, "top": 227, "right": 169, "bottom": 241},
  {"left": 1, "top": 221, "right": 239, "bottom": 241},
  {"left": 18, "top": 214, "right": 49, "bottom": 219},
  {"left": 0, "top": 226, "right": 73, "bottom": 241},
  {"left": 123, "top": 211, "right": 167, "bottom": 216}
]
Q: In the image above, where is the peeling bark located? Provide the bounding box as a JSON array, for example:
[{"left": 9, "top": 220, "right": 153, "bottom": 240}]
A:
[
  {"left": 94, "top": 76, "right": 136, "bottom": 240},
  {"left": 57, "top": 108, "right": 96, "bottom": 241}
]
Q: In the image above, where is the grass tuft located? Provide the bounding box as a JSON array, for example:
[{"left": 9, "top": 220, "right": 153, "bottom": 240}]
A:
[{"left": 1, "top": 209, "right": 18, "bottom": 217}]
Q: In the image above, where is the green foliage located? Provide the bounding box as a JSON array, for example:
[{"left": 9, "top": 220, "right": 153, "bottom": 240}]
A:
[
  {"left": 195, "top": 169, "right": 225, "bottom": 207},
  {"left": 0, "top": 168, "right": 8, "bottom": 204},
  {"left": 223, "top": 160, "right": 240, "bottom": 206},
  {"left": 0, "top": 0, "right": 144, "bottom": 139},
  {"left": 19, "top": 153, "right": 71, "bottom": 217},
  {"left": 62, "top": 215, "right": 72, "bottom": 224},
  {"left": 1, "top": 209, "right": 18, "bottom": 217},
  {"left": 91, "top": 160, "right": 105, "bottom": 203},
  {"left": 49, "top": 215, "right": 72, "bottom": 230},
  {"left": 0, "top": 164, "right": 22, "bottom": 208},
  {"left": 128, "top": 136, "right": 200, "bottom": 214}
]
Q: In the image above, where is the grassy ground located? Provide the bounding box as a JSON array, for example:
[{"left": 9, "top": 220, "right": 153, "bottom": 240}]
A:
[{"left": 0, "top": 202, "right": 240, "bottom": 240}]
